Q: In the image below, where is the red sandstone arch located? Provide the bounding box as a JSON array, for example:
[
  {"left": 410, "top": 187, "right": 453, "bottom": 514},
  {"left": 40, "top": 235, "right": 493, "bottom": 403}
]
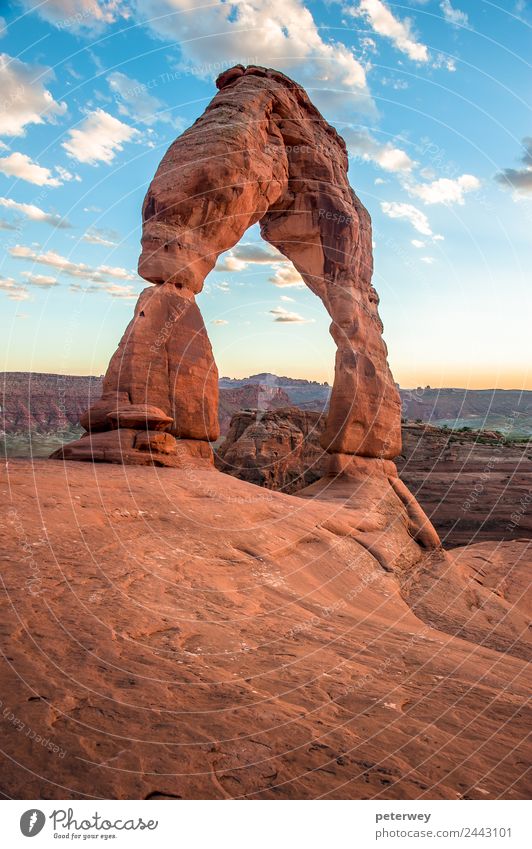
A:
[{"left": 57, "top": 65, "right": 402, "bottom": 467}]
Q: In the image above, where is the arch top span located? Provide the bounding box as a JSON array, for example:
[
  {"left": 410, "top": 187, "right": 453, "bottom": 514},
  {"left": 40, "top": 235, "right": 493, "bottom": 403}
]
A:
[{"left": 55, "top": 65, "right": 402, "bottom": 466}]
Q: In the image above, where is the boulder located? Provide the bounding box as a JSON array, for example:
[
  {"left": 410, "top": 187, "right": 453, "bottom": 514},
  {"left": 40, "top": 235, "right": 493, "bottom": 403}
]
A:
[{"left": 107, "top": 404, "right": 173, "bottom": 431}]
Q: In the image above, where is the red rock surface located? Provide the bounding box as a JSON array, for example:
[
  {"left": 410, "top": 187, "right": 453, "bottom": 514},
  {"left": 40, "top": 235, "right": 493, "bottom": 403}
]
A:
[{"left": 1, "top": 460, "right": 530, "bottom": 800}]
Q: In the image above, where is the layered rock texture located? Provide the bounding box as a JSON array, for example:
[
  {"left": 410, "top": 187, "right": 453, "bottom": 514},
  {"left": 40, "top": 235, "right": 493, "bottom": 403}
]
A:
[
  {"left": 216, "top": 407, "right": 329, "bottom": 492},
  {"left": 53, "top": 64, "right": 400, "bottom": 467}
]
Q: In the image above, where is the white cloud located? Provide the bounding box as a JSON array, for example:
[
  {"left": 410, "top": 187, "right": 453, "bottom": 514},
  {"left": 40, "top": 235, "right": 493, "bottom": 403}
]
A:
[
  {"left": 69, "top": 281, "right": 139, "bottom": 299},
  {"left": 432, "top": 53, "right": 457, "bottom": 72},
  {"left": 82, "top": 227, "right": 119, "bottom": 247},
  {"left": 19, "top": 0, "right": 127, "bottom": 30},
  {"left": 0, "top": 276, "right": 29, "bottom": 300},
  {"left": 269, "top": 265, "right": 306, "bottom": 288},
  {"left": 0, "top": 197, "right": 70, "bottom": 227},
  {"left": 343, "top": 127, "right": 414, "bottom": 172},
  {"left": 215, "top": 242, "right": 285, "bottom": 271},
  {"left": 420, "top": 256, "right": 435, "bottom": 264},
  {"left": 131, "top": 0, "right": 374, "bottom": 114},
  {"left": 440, "top": 1, "right": 468, "bottom": 26},
  {"left": 62, "top": 109, "right": 140, "bottom": 165},
  {"left": 211, "top": 318, "right": 229, "bottom": 325},
  {"left": 353, "top": 0, "right": 429, "bottom": 62},
  {"left": 9, "top": 244, "right": 135, "bottom": 282},
  {"left": 269, "top": 305, "right": 313, "bottom": 323},
  {"left": 21, "top": 271, "right": 58, "bottom": 287},
  {"left": 0, "top": 152, "right": 62, "bottom": 186},
  {"left": 495, "top": 138, "right": 532, "bottom": 197},
  {"left": 216, "top": 256, "right": 247, "bottom": 272},
  {"left": 108, "top": 71, "right": 178, "bottom": 127},
  {"left": 280, "top": 294, "right": 295, "bottom": 302},
  {"left": 407, "top": 174, "right": 480, "bottom": 205},
  {"left": 381, "top": 201, "right": 435, "bottom": 236},
  {"left": 215, "top": 281, "right": 231, "bottom": 293},
  {"left": 55, "top": 165, "right": 81, "bottom": 182},
  {"left": 0, "top": 53, "right": 67, "bottom": 137},
  {"left": 0, "top": 18, "right": 7, "bottom": 38}
]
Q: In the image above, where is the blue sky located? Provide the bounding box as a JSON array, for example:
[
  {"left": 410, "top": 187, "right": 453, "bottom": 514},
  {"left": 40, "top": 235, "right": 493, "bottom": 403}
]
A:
[{"left": 0, "top": 0, "right": 530, "bottom": 388}]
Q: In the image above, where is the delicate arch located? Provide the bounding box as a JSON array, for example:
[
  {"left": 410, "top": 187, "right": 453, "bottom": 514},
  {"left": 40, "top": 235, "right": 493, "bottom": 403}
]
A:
[{"left": 61, "top": 65, "right": 401, "bottom": 465}]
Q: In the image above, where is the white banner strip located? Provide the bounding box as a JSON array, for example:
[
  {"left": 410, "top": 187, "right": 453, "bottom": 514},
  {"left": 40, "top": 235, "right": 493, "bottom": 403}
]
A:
[{"left": 3, "top": 799, "right": 530, "bottom": 848}]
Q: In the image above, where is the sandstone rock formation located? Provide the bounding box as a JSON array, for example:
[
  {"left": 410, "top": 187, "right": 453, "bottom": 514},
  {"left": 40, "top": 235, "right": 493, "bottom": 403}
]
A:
[
  {"left": 218, "top": 383, "right": 291, "bottom": 435},
  {"left": 216, "top": 406, "right": 328, "bottom": 492},
  {"left": 53, "top": 64, "right": 401, "bottom": 467}
]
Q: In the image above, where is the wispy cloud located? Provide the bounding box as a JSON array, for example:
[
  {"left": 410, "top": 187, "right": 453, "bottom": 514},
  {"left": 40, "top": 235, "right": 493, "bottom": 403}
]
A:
[
  {"left": 344, "top": 127, "right": 414, "bottom": 173},
  {"left": 0, "top": 276, "right": 29, "bottom": 300},
  {"left": 19, "top": 0, "right": 127, "bottom": 31},
  {"left": 131, "top": 0, "right": 375, "bottom": 114},
  {"left": 69, "top": 282, "right": 139, "bottom": 299},
  {"left": 215, "top": 242, "right": 285, "bottom": 272},
  {"left": 351, "top": 0, "right": 429, "bottom": 62},
  {"left": 440, "top": 0, "right": 468, "bottom": 26},
  {"left": 10, "top": 244, "right": 136, "bottom": 282},
  {"left": 82, "top": 226, "right": 119, "bottom": 247},
  {"left": 108, "top": 71, "right": 180, "bottom": 127},
  {"left": 269, "top": 305, "right": 314, "bottom": 323},
  {"left": 21, "top": 271, "right": 58, "bottom": 288},
  {"left": 0, "top": 197, "right": 70, "bottom": 227},
  {"left": 381, "top": 200, "right": 438, "bottom": 236}
]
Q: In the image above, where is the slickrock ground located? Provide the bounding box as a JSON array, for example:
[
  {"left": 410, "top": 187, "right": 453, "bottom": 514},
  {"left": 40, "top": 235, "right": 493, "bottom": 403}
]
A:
[{"left": 1, "top": 460, "right": 530, "bottom": 800}]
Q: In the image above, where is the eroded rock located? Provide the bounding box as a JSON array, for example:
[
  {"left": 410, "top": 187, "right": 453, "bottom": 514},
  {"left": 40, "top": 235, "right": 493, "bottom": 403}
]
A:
[{"left": 62, "top": 65, "right": 400, "bottom": 467}]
